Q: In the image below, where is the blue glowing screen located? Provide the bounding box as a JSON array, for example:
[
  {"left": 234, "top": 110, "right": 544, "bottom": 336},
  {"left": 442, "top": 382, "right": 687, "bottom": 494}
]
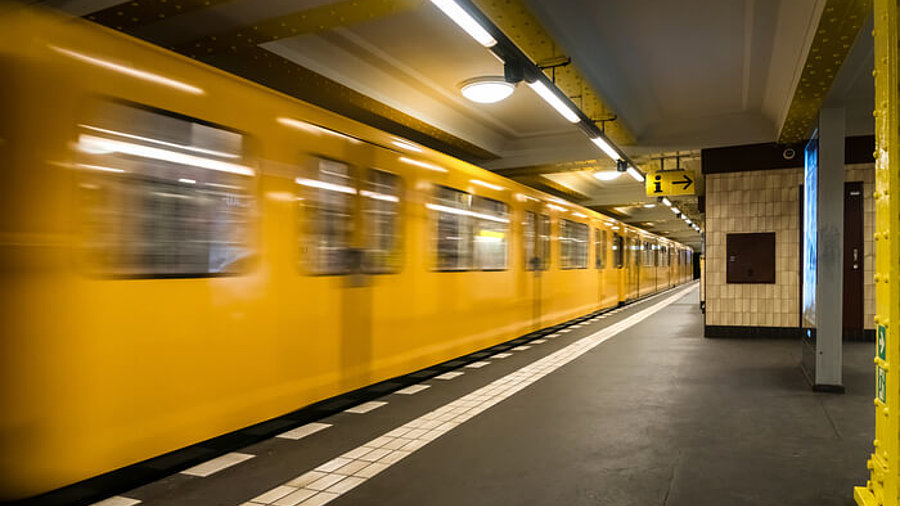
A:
[{"left": 802, "top": 135, "right": 818, "bottom": 329}]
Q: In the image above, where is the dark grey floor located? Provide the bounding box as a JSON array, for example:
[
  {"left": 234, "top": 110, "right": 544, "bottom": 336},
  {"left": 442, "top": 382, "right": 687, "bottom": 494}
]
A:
[{"left": 119, "top": 285, "right": 875, "bottom": 506}]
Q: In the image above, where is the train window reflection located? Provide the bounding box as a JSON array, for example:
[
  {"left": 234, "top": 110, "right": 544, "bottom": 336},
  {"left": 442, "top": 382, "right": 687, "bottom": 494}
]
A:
[
  {"left": 560, "top": 219, "right": 588, "bottom": 269},
  {"left": 363, "top": 169, "right": 402, "bottom": 273},
  {"left": 472, "top": 196, "right": 509, "bottom": 270},
  {"left": 595, "top": 228, "right": 607, "bottom": 269},
  {"left": 613, "top": 233, "right": 624, "bottom": 268},
  {"left": 642, "top": 241, "right": 654, "bottom": 267},
  {"left": 432, "top": 186, "right": 472, "bottom": 271},
  {"left": 538, "top": 214, "right": 550, "bottom": 270},
  {"left": 76, "top": 101, "right": 254, "bottom": 277},
  {"left": 524, "top": 211, "right": 537, "bottom": 271},
  {"left": 306, "top": 158, "right": 354, "bottom": 274}
]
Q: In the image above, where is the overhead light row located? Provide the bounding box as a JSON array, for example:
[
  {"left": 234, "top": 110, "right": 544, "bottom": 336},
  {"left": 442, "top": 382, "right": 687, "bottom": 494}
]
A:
[
  {"left": 429, "top": 0, "right": 648, "bottom": 185},
  {"left": 659, "top": 196, "right": 701, "bottom": 235}
]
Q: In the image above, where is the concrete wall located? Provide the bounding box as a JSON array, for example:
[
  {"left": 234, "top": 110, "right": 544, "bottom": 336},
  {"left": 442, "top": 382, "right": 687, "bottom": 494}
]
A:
[{"left": 704, "top": 163, "right": 874, "bottom": 330}]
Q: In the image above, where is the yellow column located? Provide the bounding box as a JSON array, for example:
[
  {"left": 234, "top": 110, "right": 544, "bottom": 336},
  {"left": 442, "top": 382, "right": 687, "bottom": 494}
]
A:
[{"left": 856, "top": 1, "right": 899, "bottom": 504}]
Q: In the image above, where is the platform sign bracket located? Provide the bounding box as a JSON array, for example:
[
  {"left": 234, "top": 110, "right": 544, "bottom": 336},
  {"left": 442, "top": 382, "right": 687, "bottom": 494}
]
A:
[{"left": 645, "top": 169, "right": 695, "bottom": 197}]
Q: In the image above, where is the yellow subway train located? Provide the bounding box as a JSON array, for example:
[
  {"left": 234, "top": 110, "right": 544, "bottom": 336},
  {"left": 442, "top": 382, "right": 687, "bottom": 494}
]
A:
[{"left": 0, "top": 6, "right": 693, "bottom": 500}]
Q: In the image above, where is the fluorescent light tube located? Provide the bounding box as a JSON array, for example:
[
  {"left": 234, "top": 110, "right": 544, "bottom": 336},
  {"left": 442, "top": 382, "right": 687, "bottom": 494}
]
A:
[
  {"left": 626, "top": 166, "right": 644, "bottom": 182},
  {"left": 590, "top": 135, "right": 621, "bottom": 161},
  {"left": 430, "top": 0, "right": 497, "bottom": 47},
  {"left": 661, "top": 197, "right": 672, "bottom": 207},
  {"left": 528, "top": 80, "right": 580, "bottom": 123}
]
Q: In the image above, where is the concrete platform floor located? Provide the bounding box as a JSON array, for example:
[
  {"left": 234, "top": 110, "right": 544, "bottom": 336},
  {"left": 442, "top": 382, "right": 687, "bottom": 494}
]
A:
[{"left": 106, "top": 284, "right": 874, "bottom": 506}]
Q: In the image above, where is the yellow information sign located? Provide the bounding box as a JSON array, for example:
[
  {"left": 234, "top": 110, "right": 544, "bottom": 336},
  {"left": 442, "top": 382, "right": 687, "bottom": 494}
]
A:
[{"left": 645, "top": 170, "right": 696, "bottom": 196}]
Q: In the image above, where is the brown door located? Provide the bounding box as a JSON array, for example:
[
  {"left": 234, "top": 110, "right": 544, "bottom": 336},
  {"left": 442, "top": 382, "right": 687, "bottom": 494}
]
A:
[{"left": 843, "top": 181, "right": 864, "bottom": 338}]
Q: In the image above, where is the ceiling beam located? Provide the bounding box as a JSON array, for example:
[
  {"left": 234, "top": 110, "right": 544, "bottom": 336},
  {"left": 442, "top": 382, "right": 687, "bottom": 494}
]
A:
[
  {"left": 512, "top": 175, "right": 590, "bottom": 202},
  {"left": 778, "top": 0, "right": 872, "bottom": 143},
  {"left": 172, "top": 0, "right": 423, "bottom": 57},
  {"left": 84, "top": 0, "right": 232, "bottom": 32},
  {"left": 472, "top": 0, "right": 634, "bottom": 146}
]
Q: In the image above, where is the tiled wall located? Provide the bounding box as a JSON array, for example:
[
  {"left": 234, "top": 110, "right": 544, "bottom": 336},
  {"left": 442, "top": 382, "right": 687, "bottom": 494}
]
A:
[
  {"left": 704, "top": 164, "right": 875, "bottom": 329},
  {"left": 705, "top": 168, "right": 802, "bottom": 327}
]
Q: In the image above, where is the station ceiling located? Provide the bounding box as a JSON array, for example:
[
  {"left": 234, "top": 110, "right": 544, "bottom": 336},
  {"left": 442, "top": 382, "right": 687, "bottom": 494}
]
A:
[{"left": 42, "top": 0, "right": 875, "bottom": 251}]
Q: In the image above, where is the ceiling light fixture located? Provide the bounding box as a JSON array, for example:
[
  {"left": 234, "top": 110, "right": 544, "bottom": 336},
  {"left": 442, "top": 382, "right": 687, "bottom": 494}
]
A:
[
  {"left": 671, "top": 207, "right": 681, "bottom": 215},
  {"left": 593, "top": 170, "right": 621, "bottom": 181},
  {"left": 626, "top": 166, "right": 645, "bottom": 182},
  {"left": 591, "top": 135, "right": 621, "bottom": 161},
  {"left": 527, "top": 80, "right": 580, "bottom": 123},
  {"left": 661, "top": 197, "right": 672, "bottom": 207},
  {"left": 429, "top": 0, "right": 497, "bottom": 47},
  {"left": 643, "top": 203, "right": 656, "bottom": 208},
  {"left": 459, "top": 77, "right": 515, "bottom": 103}
]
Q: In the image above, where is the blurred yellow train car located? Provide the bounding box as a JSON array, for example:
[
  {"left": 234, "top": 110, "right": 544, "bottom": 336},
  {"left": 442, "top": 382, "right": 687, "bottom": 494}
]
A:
[{"left": 0, "top": 5, "right": 693, "bottom": 500}]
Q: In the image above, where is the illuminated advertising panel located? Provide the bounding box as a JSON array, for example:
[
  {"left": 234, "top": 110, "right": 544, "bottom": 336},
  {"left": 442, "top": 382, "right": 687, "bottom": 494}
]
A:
[{"left": 802, "top": 134, "right": 818, "bottom": 329}]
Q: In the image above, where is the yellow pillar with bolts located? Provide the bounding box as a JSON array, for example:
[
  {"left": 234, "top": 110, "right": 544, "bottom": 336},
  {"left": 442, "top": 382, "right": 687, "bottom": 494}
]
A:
[{"left": 855, "top": 0, "right": 900, "bottom": 504}]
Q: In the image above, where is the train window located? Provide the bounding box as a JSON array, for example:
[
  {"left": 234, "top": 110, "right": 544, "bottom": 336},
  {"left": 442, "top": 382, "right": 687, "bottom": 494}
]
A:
[
  {"left": 433, "top": 186, "right": 472, "bottom": 271},
  {"left": 472, "top": 196, "right": 509, "bottom": 270},
  {"left": 642, "top": 242, "right": 653, "bottom": 267},
  {"left": 302, "top": 158, "right": 355, "bottom": 275},
  {"left": 363, "top": 169, "right": 402, "bottom": 273},
  {"left": 75, "top": 101, "right": 254, "bottom": 277},
  {"left": 524, "top": 211, "right": 537, "bottom": 270},
  {"left": 538, "top": 214, "right": 551, "bottom": 270},
  {"left": 595, "top": 228, "right": 607, "bottom": 269},
  {"left": 613, "top": 233, "right": 624, "bottom": 268},
  {"left": 560, "top": 219, "right": 589, "bottom": 269}
]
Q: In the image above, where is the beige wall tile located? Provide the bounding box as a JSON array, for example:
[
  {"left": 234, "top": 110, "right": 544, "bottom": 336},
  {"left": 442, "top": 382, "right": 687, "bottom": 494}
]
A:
[{"left": 705, "top": 164, "right": 875, "bottom": 330}]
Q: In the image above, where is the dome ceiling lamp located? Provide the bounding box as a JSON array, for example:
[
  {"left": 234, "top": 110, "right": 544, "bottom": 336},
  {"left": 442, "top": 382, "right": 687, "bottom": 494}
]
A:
[
  {"left": 592, "top": 170, "right": 621, "bottom": 181},
  {"left": 459, "top": 76, "right": 516, "bottom": 103}
]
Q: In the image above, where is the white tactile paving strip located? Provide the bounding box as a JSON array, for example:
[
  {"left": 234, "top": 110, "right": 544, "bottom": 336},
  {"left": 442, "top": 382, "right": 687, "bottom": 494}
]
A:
[
  {"left": 344, "top": 401, "right": 387, "bottom": 414},
  {"left": 181, "top": 452, "right": 255, "bottom": 477},
  {"left": 395, "top": 384, "right": 431, "bottom": 395},
  {"left": 91, "top": 496, "right": 141, "bottom": 506},
  {"left": 434, "top": 371, "right": 464, "bottom": 380},
  {"left": 465, "top": 361, "right": 491, "bottom": 369},
  {"left": 244, "top": 285, "right": 695, "bottom": 506},
  {"left": 277, "top": 423, "right": 333, "bottom": 441},
  {"left": 492, "top": 352, "right": 513, "bottom": 359}
]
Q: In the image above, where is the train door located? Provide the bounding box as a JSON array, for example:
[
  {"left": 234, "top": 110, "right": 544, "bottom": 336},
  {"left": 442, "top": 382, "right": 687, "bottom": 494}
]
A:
[
  {"left": 594, "top": 227, "right": 604, "bottom": 307},
  {"left": 523, "top": 209, "right": 549, "bottom": 329},
  {"left": 631, "top": 237, "right": 641, "bottom": 299},
  {"left": 303, "top": 156, "right": 405, "bottom": 390},
  {"left": 614, "top": 232, "right": 625, "bottom": 303}
]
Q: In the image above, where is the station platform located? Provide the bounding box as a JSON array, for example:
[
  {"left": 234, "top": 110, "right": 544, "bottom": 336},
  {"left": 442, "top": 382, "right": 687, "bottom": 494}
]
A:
[{"left": 96, "top": 284, "right": 873, "bottom": 506}]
